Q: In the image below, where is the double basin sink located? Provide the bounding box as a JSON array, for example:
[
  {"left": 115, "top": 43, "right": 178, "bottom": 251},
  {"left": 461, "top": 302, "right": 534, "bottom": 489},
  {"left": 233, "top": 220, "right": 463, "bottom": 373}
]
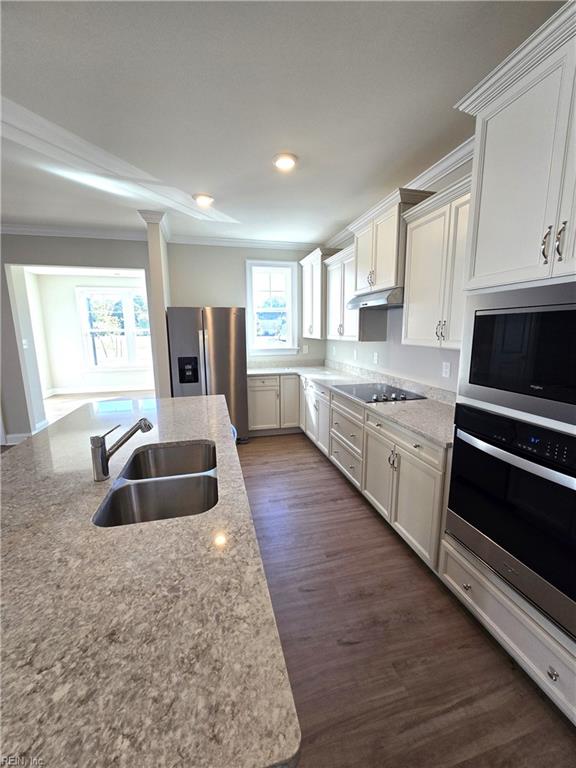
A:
[{"left": 93, "top": 441, "right": 218, "bottom": 527}]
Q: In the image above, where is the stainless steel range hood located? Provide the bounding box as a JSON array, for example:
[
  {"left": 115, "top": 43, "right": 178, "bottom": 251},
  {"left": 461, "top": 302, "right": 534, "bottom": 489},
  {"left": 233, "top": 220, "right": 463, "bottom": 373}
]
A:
[{"left": 346, "top": 286, "right": 404, "bottom": 310}]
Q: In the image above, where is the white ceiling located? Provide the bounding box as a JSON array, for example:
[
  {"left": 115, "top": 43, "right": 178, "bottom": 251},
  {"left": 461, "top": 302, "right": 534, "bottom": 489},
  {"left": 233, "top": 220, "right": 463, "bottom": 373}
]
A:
[{"left": 1, "top": 1, "right": 561, "bottom": 245}]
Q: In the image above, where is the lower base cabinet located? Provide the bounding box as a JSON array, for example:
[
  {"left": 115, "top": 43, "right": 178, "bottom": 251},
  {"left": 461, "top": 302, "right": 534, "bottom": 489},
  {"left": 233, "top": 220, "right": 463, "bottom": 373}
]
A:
[
  {"left": 248, "top": 374, "right": 299, "bottom": 432},
  {"left": 247, "top": 385, "right": 280, "bottom": 430},
  {"left": 317, "top": 397, "right": 330, "bottom": 454},
  {"left": 363, "top": 428, "right": 395, "bottom": 520}
]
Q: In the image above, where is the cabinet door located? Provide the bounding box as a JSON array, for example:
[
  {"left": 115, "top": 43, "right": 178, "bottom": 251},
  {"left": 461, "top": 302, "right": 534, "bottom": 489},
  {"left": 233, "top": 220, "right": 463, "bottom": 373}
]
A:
[
  {"left": 441, "top": 194, "right": 470, "bottom": 349},
  {"left": 363, "top": 429, "right": 395, "bottom": 521},
  {"left": 402, "top": 203, "right": 450, "bottom": 347},
  {"left": 305, "top": 388, "right": 318, "bottom": 443},
  {"left": 354, "top": 222, "right": 374, "bottom": 293},
  {"left": 301, "top": 260, "right": 313, "bottom": 337},
  {"left": 299, "top": 378, "right": 307, "bottom": 431},
  {"left": 392, "top": 447, "right": 443, "bottom": 568},
  {"left": 342, "top": 253, "right": 359, "bottom": 340},
  {"left": 468, "top": 40, "right": 575, "bottom": 288},
  {"left": 326, "top": 262, "right": 343, "bottom": 339},
  {"left": 552, "top": 89, "right": 576, "bottom": 278},
  {"left": 373, "top": 206, "right": 399, "bottom": 291},
  {"left": 317, "top": 398, "right": 330, "bottom": 455},
  {"left": 248, "top": 387, "right": 280, "bottom": 430},
  {"left": 280, "top": 375, "right": 300, "bottom": 428}
]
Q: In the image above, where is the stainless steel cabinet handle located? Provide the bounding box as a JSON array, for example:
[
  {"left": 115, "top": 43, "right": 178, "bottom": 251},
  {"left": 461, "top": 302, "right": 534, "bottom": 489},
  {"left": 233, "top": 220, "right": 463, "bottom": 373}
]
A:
[
  {"left": 555, "top": 220, "right": 567, "bottom": 261},
  {"left": 308, "top": 324, "right": 313, "bottom": 334},
  {"left": 388, "top": 450, "right": 394, "bottom": 467},
  {"left": 541, "top": 224, "right": 553, "bottom": 264},
  {"left": 547, "top": 666, "right": 559, "bottom": 682},
  {"left": 334, "top": 421, "right": 340, "bottom": 426},
  {"left": 413, "top": 443, "right": 421, "bottom": 449},
  {"left": 348, "top": 465, "right": 355, "bottom": 471},
  {"left": 435, "top": 321, "right": 441, "bottom": 340},
  {"left": 375, "top": 422, "right": 382, "bottom": 428},
  {"left": 349, "top": 433, "right": 356, "bottom": 438},
  {"left": 462, "top": 583, "right": 472, "bottom": 592},
  {"left": 440, "top": 320, "right": 446, "bottom": 341}
]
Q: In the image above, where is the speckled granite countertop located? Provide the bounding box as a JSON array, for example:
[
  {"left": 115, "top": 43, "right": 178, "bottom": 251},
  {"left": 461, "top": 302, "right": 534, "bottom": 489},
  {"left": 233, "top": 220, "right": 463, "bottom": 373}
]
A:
[
  {"left": 1, "top": 396, "right": 300, "bottom": 768},
  {"left": 247, "top": 366, "right": 455, "bottom": 446}
]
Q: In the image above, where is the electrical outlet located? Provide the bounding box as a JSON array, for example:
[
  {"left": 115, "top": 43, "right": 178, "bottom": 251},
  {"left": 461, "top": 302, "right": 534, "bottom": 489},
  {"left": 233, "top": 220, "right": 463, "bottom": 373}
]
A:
[
  {"left": 22, "top": 338, "right": 29, "bottom": 350},
  {"left": 373, "top": 352, "right": 379, "bottom": 365},
  {"left": 331, "top": 345, "right": 336, "bottom": 356},
  {"left": 353, "top": 348, "right": 358, "bottom": 361},
  {"left": 303, "top": 344, "right": 309, "bottom": 355},
  {"left": 442, "top": 362, "right": 451, "bottom": 378}
]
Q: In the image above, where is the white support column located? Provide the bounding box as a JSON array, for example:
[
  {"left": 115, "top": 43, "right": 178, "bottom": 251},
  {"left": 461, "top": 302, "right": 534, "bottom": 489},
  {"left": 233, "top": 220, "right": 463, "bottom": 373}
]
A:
[{"left": 139, "top": 210, "right": 172, "bottom": 398}]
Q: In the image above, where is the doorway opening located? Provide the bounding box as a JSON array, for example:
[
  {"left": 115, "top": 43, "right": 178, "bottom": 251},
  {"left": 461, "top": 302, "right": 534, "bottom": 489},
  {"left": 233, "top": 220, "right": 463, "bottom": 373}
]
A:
[{"left": 9, "top": 265, "right": 155, "bottom": 428}]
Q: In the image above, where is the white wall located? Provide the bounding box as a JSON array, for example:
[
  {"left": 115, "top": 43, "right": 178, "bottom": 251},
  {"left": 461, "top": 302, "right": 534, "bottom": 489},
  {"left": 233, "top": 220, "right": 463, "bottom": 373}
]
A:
[
  {"left": 33, "top": 272, "right": 154, "bottom": 394},
  {"left": 24, "top": 270, "right": 53, "bottom": 395},
  {"left": 168, "top": 243, "right": 325, "bottom": 364}
]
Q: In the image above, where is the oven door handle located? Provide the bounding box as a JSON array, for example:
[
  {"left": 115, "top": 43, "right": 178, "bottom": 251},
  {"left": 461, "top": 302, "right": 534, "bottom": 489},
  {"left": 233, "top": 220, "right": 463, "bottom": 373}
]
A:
[{"left": 456, "top": 429, "right": 576, "bottom": 491}]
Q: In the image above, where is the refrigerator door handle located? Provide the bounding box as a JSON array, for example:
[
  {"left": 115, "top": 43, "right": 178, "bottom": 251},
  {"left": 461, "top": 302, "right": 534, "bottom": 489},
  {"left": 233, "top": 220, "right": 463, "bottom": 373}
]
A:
[{"left": 198, "top": 330, "right": 208, "bottom": 395}]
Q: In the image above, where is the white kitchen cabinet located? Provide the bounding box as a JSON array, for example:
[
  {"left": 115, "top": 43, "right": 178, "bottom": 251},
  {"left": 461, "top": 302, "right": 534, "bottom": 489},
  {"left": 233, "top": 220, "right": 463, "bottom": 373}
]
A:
[
  {"left": 350, "top": 189, "right": 433, "bottom": 296},
  {"left": 363, "top": 428, "right": 395, "bottom": 521},
  {"left": 299, "top": 377, "right": 307, "bottom": 431},
  {"left": 402, "top": 178, "right": 471, "bottom": 349},
  {"left": 305, "top": 385, "right": 318, "bottom": 442},
  {"left": 457, "top": 8, "right": 576, "bottom": 288},
  {"left": 248, "top": 384, "right": 280, "bottom": 430},
  {"left": 317, "top": 397, "right": 330, "bottom": 455},
  {"left": 300, "top": 248, "right": 333, "bottom": 339},
  {"left": 325, "top": 246, "right": 359, "bottom": 341},
  {"left": 280, "top": 375, "right": 300, "bottom": 428},
  {"left": 393, "top": 445, "right": 444, "bottom": 568}
]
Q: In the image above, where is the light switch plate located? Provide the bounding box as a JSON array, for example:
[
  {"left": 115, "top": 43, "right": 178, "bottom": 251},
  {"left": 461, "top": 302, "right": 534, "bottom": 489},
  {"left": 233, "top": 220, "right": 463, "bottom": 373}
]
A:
[
  {"left": 331, "top": 345, "right": 336, "bottom": 356},
  {"left": 303, "top": 344, "right": 309, "bottom": 354},
  {"left": 373, "top": 352, "right": 379, "bottom": 365},
  {"left": 353, "top": 348, "right": 358, "bottom": 361},
  {"left": 442, "top": 362, "right": 451, "bottom": 378}
]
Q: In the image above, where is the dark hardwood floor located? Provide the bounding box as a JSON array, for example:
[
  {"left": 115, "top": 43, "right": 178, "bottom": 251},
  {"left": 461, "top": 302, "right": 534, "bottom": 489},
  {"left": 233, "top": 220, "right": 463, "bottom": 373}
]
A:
[{"left": 238, "top": 434, "right": 576, "bottom": 768}]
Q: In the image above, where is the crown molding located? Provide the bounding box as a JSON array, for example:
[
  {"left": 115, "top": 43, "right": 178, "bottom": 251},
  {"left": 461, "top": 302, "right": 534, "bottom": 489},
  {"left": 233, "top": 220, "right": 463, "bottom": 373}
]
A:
[
  {"left": 1, "top": 224, "right": 147, "bottom": 242},
  {"left": 455, "top": 2, "right": 576, "bottom": 116},
  {"left": 348, "top": 188, "right": 434, "bottom": 234},
  {"left": 168, "top": 234, "right": 318, "bottom": 251},
  {"left": 403, "top": 174, "right": 472, "bottom": 223},
  {"left": 334, "top": 136, "right": 474, "bottom": 239},
  {"left": 325, "top": 229, "right": 354, "bottom": 249},
  {"left": 324, "top": 243, "right": 354, "bottom": 266}
]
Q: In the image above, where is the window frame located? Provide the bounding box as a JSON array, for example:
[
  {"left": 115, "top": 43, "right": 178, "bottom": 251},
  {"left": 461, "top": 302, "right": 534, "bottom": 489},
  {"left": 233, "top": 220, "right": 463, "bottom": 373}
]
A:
[
  {"left": 76, "top": 285, "right": 152, "bottom": 371},
  {"left": 246, "top": 260, "right": 299, "bottom": 356}
]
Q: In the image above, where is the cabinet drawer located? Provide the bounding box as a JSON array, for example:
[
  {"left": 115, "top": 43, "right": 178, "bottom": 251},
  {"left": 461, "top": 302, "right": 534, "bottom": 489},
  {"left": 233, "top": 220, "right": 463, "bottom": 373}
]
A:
[
  {"left": 331, "top": 392, "right": 364, "bottom": 421},
  {"left": 248, "top": 375, "right": 280, "bottom": 389},
  {"left": 365, "top": 410, "right": 444, "bottom": 470},
  {"left": 307, "top": 381, "right": 330, "bottom": 402},
  {"left": 330, "top": 434, "right": 363, "bottom": 489},
  {"left": 441, "top": 542, "right": 576, "bottom": 716},
  {"left": 331, "top": 406, "right": 363, "bottom": 456}
]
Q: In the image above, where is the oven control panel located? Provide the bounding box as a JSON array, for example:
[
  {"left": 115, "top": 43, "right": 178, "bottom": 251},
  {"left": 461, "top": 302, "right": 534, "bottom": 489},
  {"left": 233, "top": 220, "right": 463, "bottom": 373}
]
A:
[{"left": 514, "top": 433, "right": 570, "bottom": 465}]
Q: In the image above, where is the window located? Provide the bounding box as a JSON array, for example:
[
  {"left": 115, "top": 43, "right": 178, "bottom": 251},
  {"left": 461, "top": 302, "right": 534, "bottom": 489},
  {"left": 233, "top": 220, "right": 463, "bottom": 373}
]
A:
[
  {"left": 246, "top": 261, "right": 298, "bottom": 355},
  {"left": 77, "top": 287, "right": 152, "bottom": 369}
]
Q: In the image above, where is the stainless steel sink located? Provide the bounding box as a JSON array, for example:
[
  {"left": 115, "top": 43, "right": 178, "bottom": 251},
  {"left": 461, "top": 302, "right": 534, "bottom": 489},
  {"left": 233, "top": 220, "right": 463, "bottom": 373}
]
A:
[
  {"left": 120, "top": 440, "right": 216, "bottom": 480},
  {"left": 93, "top": 474, "right": 218, "bottom": 527}
]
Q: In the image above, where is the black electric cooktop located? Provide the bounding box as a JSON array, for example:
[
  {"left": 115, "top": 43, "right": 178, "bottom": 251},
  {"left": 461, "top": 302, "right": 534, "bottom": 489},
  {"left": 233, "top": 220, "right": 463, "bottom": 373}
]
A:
[{"left": 334, "top": 383, "right": 426, "bottom": 403}]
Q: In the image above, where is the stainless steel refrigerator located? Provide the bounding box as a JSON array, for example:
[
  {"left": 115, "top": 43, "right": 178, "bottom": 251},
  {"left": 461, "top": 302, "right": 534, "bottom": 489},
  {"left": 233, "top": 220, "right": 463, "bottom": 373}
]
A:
[{"left": 167, "top": 307, "right": 249, "bottom": 439}]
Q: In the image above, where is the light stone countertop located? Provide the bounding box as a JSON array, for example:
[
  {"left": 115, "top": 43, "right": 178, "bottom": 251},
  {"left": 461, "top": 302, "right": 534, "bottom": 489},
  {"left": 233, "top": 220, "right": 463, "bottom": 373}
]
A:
[
  {"left": 247, "top": 366, "right": 455, "bottom": 446},
  {"left": 1, "top": 395, "right": 301, "bottom": 768}
]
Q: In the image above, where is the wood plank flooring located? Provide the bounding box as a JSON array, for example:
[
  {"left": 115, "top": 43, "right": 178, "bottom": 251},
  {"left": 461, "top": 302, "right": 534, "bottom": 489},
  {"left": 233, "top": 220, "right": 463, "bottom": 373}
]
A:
[{"left": 238, "top": 434, "right": 576, "bottom": 768}]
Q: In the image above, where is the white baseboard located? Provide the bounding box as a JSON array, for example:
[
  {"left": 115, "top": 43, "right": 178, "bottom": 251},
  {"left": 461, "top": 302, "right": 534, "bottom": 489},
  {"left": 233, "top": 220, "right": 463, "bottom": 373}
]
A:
[{"left": 5, "top": 432, "right": 31, "bottom": 445}]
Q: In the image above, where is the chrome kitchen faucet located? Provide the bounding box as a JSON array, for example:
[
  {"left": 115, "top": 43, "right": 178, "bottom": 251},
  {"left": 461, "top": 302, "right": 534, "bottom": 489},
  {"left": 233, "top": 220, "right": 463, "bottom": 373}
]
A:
[{"left": 90, "top": 418, "right": 154, "bottom": 481}]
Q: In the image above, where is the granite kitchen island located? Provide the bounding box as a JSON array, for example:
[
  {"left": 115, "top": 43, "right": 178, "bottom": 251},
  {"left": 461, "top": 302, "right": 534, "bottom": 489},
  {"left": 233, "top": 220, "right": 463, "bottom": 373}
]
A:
[{"left": 1, "top": 395, "right": 301, "bottom": 767}]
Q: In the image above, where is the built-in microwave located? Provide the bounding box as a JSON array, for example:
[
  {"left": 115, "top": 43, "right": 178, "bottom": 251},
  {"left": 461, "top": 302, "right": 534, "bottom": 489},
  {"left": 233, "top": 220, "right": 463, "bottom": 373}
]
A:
[{"left": 459, "top": 282, "right": 576, "bottom": 426}]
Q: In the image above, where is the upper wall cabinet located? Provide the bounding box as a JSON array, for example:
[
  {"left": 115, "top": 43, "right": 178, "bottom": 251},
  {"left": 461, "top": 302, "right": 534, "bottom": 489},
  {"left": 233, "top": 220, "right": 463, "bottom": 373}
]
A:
[
  {"left": 325, "top": 245, "right": 359, "bottom": 341},
  {"left": 457, "top": 4, "right": 576, "bottom": 288},
  {"left": 349, "top": 188, "right": 433, "bottom": 296},
  {"left": 402, "top": 177, "right": 471, "bottom": 349},
  {"left": 300, "top": 247, "right": 334, "bottom": 339}
]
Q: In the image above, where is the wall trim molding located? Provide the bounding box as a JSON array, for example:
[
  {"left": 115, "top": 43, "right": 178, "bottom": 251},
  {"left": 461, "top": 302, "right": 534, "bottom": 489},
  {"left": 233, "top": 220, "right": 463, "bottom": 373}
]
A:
[
  {"left": 403, "top": 174, "right": 472, "bottom": 223},
  {"left": 325, "top": 136, "right": 474, "bottom": 244},
  {"left": 5, "top": 419, "right": 49, "bottom": 445},
  {"left": 455, "top": 2, "right": 576, "bottom": 116},
  {"left": 1, "top": 224, "right": 318, "bottom": 252}
]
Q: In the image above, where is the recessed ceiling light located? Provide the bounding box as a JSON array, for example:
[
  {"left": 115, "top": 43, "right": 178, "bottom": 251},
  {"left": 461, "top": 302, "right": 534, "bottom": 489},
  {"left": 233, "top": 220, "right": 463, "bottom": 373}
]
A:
[
  {"left": 273, "top": 153, "right": 298, "bottom": 172},
  {"left": 194, "top": 193, "right": 215, "bottom": 208}
]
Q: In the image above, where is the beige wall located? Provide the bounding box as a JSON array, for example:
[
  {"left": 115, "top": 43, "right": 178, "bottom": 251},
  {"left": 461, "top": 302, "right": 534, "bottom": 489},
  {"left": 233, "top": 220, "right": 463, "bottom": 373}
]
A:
[{"left": 167, "top": 243, "right": 326, "bottom": 364}]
